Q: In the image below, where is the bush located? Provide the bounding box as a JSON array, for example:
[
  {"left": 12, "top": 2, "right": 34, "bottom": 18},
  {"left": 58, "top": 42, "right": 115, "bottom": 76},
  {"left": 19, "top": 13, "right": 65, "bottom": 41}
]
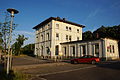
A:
[{"left": 0, "top": 70, "right": 30, "bottom": 80}]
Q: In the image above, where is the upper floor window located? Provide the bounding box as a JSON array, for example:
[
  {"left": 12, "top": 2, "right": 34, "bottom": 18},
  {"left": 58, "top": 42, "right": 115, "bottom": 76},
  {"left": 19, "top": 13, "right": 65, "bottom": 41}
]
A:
[
  {"left": 46, "top": 33, "right": 49, "bottom": 40},
  {"left": 56, "top": 33, "right": 59, "bottom": 40},
  {"left": 77, "top": 29, "right": 79, "bottom": 33},
  {"left": 66, "top": 35, "right": 68, "bottom": 40},
  {"left": 56, "top": 24, "right": 59, "bottom": 29},
  {"left": 69, "top": 35, "right": 72, "bottom": 41},
  {"left": 48, "top": 24, "right": 50, "bottom": 27},
  {"left": 66, "top": 26, "right": 68, "bottom": 31},
  {"left": 69, "top": 27, "right": 71, "bottom": 31},
  {"left": 41, "top": 35, "right": 43, "bottom": 41}
]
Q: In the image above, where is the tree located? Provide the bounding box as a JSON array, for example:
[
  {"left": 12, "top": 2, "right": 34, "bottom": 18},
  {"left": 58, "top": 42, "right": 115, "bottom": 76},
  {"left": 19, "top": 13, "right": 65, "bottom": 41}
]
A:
[
  {"left": 22, "top": 44, "right": 35, "bottom": 56},
  {"left": 0, "top": 12, "right": 17, "bottom": 56},
  {"left": 93, "top": 25, "right": 107, "bottom": 39},
  {"left": 83, "top": 31, "right": 93, "bottom": 40},
  {"left": 12, "top": 34, "right": 28, "bottom": 55},
  {"left": 0, "top": 32, "right": 3, "bottom": 49}
]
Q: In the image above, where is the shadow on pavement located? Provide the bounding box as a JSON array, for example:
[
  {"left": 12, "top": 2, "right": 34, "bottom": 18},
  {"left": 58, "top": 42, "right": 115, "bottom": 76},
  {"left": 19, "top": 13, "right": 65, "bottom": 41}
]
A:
[{"left": 96, "top": 61, "right": 120, "bottom": 70}]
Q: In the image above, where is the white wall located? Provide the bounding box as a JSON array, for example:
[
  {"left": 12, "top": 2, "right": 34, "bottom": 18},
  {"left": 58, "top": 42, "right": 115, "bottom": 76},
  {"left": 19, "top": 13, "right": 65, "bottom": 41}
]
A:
[{"left": 104, "top": 38, "right": 119, "bottom": 60}]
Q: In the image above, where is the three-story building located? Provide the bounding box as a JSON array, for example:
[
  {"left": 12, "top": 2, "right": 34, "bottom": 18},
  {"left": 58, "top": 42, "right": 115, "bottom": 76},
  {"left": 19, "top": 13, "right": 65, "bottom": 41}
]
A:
[{"left": 33, "top": 17, "right": 85, "bottom": 58}]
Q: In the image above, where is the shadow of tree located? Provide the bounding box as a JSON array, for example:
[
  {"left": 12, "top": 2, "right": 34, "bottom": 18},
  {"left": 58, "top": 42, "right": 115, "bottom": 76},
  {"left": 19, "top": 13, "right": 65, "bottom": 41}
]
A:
[{"left": 96, "top": 61, "right": 120, "bottom": 70}]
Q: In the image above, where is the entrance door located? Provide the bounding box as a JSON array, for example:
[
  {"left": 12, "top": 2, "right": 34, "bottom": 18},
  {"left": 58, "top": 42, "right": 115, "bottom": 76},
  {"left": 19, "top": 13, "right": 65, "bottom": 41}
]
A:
[
  {"left": 41, "top": 46, "right": 43, "bottom": 56},
  {"left": 82, "top": 45, "right": 86, "bottom": 56},
  {"left": 55, "top": 45, "right": 59, "bottom": 55}
]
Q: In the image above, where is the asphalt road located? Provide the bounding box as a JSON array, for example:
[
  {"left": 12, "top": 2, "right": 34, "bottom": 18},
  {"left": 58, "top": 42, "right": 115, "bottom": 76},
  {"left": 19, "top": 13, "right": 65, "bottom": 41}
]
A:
[
  {"left": 11, "top": 56, "right": 120, "bottom": 80},
  {"left": 38, "top": 62, "right": 120, "bottom": 80},
  {"left": 13, "top": 56, "right": 54, "bottom": 66}
]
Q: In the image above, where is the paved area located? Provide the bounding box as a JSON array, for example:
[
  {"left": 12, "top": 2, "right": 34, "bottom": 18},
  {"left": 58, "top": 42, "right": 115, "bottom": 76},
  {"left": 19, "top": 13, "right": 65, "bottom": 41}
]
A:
[
  {"left": 39, "top": 63, "right": 120, "bottom": 80},
  {"left": 11, "top": 56, "right": 120, "bottom": 80},
  {"left": 31, "top": 62, "right": 120, "bottom": 80},
  {"left": 13, "top": 56, "right": 54, "bottom": 66}
]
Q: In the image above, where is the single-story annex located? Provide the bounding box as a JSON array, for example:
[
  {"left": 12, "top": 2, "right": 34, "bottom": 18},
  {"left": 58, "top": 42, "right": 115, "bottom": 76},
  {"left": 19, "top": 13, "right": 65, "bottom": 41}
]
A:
[{"left": 61, "top": 38, "right": 119, "bottom": 60}]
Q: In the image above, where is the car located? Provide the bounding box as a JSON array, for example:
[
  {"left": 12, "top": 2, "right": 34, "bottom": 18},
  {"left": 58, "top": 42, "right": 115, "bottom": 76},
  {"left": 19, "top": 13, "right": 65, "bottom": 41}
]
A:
[{"left": 70, "top": 55, "right": 100, "bottom": 64}]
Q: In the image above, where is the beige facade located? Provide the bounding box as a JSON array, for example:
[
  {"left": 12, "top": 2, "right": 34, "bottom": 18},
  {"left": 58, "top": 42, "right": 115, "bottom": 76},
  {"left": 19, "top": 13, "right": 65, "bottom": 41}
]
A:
[{"left": 33, "top": 17, "right": 84, "bottom": 58}]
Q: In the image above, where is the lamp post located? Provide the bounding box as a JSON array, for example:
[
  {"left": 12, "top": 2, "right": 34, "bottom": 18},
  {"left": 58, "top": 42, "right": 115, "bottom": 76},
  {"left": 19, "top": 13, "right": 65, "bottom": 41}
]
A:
[{"left": 6, "top": 8, "right": 19, "bottom": 74}]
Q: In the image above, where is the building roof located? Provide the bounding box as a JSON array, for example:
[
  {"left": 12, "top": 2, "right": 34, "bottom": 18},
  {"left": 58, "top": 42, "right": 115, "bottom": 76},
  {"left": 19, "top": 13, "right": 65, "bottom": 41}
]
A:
[
  {"left": 60, "top": 37, "right": 119, "bottom": 45},
  {"left": 33, "top": 17, "right": 85, "bottom": 29},
  {"left": 60, "top": 39, "right": 101, "bottom": 45}
]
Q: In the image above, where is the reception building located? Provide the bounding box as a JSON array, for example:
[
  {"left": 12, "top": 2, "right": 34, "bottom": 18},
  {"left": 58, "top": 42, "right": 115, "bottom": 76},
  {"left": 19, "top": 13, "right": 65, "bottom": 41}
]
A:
[{"left": 33, "top": 17, "right": 119, "bottom": 60}]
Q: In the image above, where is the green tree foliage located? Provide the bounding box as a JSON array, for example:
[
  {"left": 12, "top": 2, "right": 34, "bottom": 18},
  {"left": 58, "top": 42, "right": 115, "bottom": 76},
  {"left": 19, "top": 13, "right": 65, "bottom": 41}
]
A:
[
  {"left": 83, "top": 25, "right": 120, "bottom": 40},
  {"left": 93, "top": 25, "right": 120, "bottom": 39},
  {"left": 93, "top": 25, "right": 107, "bottom": 39},
  {"left": 82, "top": 31, "right": 93, "bottom": 40},
  {"left": 0, "top": 32, "right": 3, "bottom": 49},
  {"left": 22, "top": 44, "right": 35, "bottom": 56},
  {"left": 12, "top": 35, "right": 28, "bottom": 56},
  {"left": 0, "top": 12, "right": 17, "bottom": 55}
]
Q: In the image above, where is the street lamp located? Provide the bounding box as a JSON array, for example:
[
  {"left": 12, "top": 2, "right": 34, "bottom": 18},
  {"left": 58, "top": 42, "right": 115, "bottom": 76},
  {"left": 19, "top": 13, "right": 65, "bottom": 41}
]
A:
[{"left": 6, "top": 8, "right": 19, "bottom": 74}]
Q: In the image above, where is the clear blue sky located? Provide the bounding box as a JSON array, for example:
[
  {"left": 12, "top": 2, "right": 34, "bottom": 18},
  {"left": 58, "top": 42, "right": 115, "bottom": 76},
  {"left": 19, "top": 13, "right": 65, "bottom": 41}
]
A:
[{"left": 0, "top": 0, "right": 120, "bottom": 45}]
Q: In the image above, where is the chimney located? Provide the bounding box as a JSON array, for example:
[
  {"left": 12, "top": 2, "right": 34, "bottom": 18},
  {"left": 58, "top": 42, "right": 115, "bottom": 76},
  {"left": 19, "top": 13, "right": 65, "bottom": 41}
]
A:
[
  {"left": 96, "top": 33, "right": 99, "bottom": 39},
  {"left": 63, "top": 18, "right": 66, "bottom": 21},
  {"left": 57, "top": 16, "right": 60, "bottom": 19}
]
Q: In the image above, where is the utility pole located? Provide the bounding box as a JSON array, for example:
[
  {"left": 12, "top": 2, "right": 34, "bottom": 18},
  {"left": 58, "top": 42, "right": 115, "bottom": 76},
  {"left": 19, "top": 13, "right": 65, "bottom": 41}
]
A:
[{"left": 6, "top": 8, "right": 19, "bottom": 74}]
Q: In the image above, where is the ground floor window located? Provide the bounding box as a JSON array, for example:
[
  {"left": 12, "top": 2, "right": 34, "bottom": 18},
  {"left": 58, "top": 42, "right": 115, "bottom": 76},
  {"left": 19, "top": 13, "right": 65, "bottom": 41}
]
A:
[
  {"left": 46, "top": 47, "right": 50, "bottom": 55},
  {"left": 55, "top": 45, "right": 59, "bottom": 55},
  {"left": 95, "top": 43, "right": 99, "bottom": 57},
  {"left": 79, "top": 45, "right": 86, "bottom": 56},
  {"left": 82, "top": 45, "right": 86, "bottom": 56},
  {"left": 63, "top": 47, "right": 67, "bottom": 56},
  {"left": 107, "top": 45, "right": 115, "bottom": 53},
  {"left": 70, "top": 46, "right": 75, "bottom": 56},
  {"left": 41, "top": 46, "right": 43, "bottom": 56}
]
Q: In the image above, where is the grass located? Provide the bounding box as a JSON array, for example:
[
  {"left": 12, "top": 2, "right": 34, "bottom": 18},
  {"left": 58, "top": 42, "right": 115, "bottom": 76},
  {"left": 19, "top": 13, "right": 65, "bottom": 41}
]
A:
[{"left": 0, "top": 69, "right": 30, "bottom": 80}]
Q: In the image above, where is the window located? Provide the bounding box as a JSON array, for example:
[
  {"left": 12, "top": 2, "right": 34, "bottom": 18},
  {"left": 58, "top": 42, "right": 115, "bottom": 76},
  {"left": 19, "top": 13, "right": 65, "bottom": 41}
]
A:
[
  {"left": 46, "top": 33, "right": 49, "bottom": 40},
  {"left": 56, "top": 24, "right": 59, "bottom": 29},
  {"left": 55, "top": 45, "right": 59, "bottom": 55},
  {"left": 46, "top": 47, "right": 50, "bottom": 55},
  {"left": 66, "top": 35, "right": 68, "bottom": 40},
  {"left": 95, "top": 44, "right": 99, "bottom": 54},
  {"left": 66, "top": 26, "right": 68, "bottom": 31},
  {"left": 36, "top": 36, "right": 38, "bottom": 38},
  {"left": 41, "top": 35, "right": 43, "bottom": 41},
  {"left": 110, "top": 45, "right": 112, "bottom": 53},
  {"left": 41, "top": 46, "right": 43, "bottom": 56},
  {"left": 48, "top": 24, "right": 50, "bottom": 26},
  {"left": 82, "top": 45, "right": 86, "bottom": 55},
  {"left": 63, "top": 47, "right": 67, "bottom": 56},
  {"left": 69, "top": 27, "right": 71, "bottom": 31},
  {"left": 56, "top": 33, "right": 59, "bottom": 40},
  {"left": 112, "top": 45, "right": 115, "bottom": 53},
  {"left": 69, "top": 35, "right": 72, "bottom": 41},
  {"left": 77, "top": 37, "right": 79, "bottom": 40},
  {"left": 95, "top": 44, "right": 99, "bottom": 57},
  {"left": 77, "top": 29, "right": 79, "bottom": 33}
]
